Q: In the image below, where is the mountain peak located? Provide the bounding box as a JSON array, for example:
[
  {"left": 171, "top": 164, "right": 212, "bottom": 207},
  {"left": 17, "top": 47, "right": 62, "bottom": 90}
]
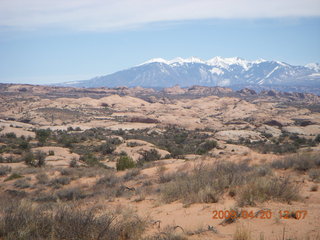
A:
[
  {"left": 57, "top": 57, "right": 320, "bottom": 90},
  {"left": 140, "top": 56, "right": 269, "bottom": 69},
  {"left": 141, "top": 58, "right": 168, "bottom": 65},
  {"left": 306, "top": 63, "right": 320, "bottom": 72}
]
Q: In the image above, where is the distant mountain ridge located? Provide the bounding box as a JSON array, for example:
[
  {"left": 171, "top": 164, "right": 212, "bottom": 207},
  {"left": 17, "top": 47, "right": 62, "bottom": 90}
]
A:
[{"left": 57, "top": 57, "right": 320, "bottom": 91}]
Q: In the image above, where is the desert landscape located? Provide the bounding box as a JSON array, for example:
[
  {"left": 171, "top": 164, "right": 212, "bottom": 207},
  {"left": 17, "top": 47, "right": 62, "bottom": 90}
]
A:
[{"left": 0, "top": 83, "right": 319, "bottom": 239}]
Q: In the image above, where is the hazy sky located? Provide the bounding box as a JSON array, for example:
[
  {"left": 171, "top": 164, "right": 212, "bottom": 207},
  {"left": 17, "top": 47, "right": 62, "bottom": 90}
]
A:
[{"left": 0, "top": 0, "right": 320, "bottom": 84}]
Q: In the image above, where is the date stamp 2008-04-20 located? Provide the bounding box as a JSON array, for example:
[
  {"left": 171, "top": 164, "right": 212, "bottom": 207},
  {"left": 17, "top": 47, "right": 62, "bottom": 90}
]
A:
[{"left": 212, "top": 210, "right": 308, "bottom": 220}]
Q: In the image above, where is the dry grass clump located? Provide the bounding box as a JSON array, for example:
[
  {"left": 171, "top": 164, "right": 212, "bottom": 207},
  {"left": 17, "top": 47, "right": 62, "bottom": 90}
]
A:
[
  {"left": 13, "top": 178, "right": 31, "bottom": 189},
  {"left": 35, "top": 172, "right": 49, "bottom": 184},
  {"left": 310, "top": 185, "right": 318, "bottom": 192},
  {"left": 50, "top": 176, "right": 71, "bottom": 186},
  {"left": 271, "top": 153, "right": 320, "bottom": 171},
  {"left": 309, "top": 169, "right": 320, "bottom": 182},
  {"left": 96, "top": 172, "right": 120, "bottom": 188},
  {"left": 233, "top": 225, "right": 252, "bottom": 240},
  {"left": 161, "top": 162, "right": 254, "bottom": 204},
  {"left": 4, "top": 173, "right": 23, "bottom": 182},
  {"left": 0, "top": 165, "right": 12, "bottom": 176},
  {"left": 160, "top": 161, "right": 299, "bottom": 205},
  {"left": 145, "top": 226, "right": 188, "bottom": 240},
  {"left": 55, "top": 187, "right": 86, "bottom": 201},
  {"left": 94, "top": 173, "right": 133, "bottom": 199},
  {"left": 237, "top": 177, "right": 300, "bottom": 207},
  {"left": 0, "top": 199, "right": 146, "bottom": 240},
  {"left": 123, "top": 168, "right": 141, "bottom": 181}
]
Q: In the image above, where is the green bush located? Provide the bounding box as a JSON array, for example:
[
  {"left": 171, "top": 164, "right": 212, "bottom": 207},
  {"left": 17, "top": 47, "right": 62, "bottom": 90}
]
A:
[
  {"left": 69, "top": 157, "right": 78, "bottom": 168},
  {"left": 98, "top": 143, "right": 116, "bottom": 154},
  {"left": 5, "top": 132, "right": 16, "bottom": 138},
  {"left": 138, "top": 149, "right": 161, "bottom": 165},
  {"left": 48, "top": 150, "right": 55, "bottom": 156},
  {"left": 116, "top": 155, "right": 136, "bottom": 171},
  {"left": 23, "top": 151, "right": 46, "bottom": 167},
  {"left": 195, "top": 140, "right": 217, "bottom": 155},
  {"left": 57, "top": 133, "right": 78, "bottom": 148},
  {"left": 35, "top": 129, "right": 51, "bottom": 145},
  {"left": 4, "top": 173, "right": 23, "bottom": 182},
  {"left": 80, "top": 153, "right": 99, "bottom": 166},
  {"left": 18, "top": 140, "right": 30, "bottom": 150},
  {"left": 22, "top": 151, "right": 34, "bottom": 166}
]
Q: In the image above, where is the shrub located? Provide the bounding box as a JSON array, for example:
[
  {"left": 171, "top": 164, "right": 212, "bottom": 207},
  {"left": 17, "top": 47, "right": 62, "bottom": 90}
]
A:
[
  {"left": 69, "top": 157, "right": 78, "bottom": 168},
  {"left": 33, "top": 192, "right": 58, "bottom": 202},
  {"left": 116, "top": 155, "right": 136, "bottom": 171},
  {"left": 145, "top": 226, "right": 188, "bottom": 240},
  {"left": 123, "top": 168, "right": 141, "bottom": 181},
  {"left": 98, "top": 143, "right": 116, "bottom": 154},
  {"left": 0, "top": 156, "right": 17, "bottom": 163},
  {"left": 56, "top": 187, "right": 85, "bottom": 201},
  {"left": 161, "top": 162, "right": 253, "bottom": 204},
  {"left": 80, "top": 153, "right": 99, "bottom": 166},
  {"left": 13, "top": 178, "right": 31, "bottom": 189},
  {"left": 50, "top": 176, "right": 71, "bottom": 186},
  {"left": 124, "top": 126, "right": 213, "bottom": 157},
  {"left": 48, "top": 150, "right": 55, "bottom": 156},
  {"left": 126, "top": 142, "right": 143, "bottom": 147},
  {"left": 18, "top": 140, "right": 30, "bottom": 150},
  {"left": 59, "top": 168, "right": 73, "bottom": 176},
  {"left": 237, "top": 177, "right": 300, "bottom": 206},
  {"left": 233, "top": 225, "right": 252, "bottom": 240},
  {"left": 156, "top": 165, "right": 167, "bottom": 183},
  {"left": 5, "top": 132, "right": 16, "bottom": 138},
  {"left": 0, "top": 200, "right": 146, "bottom": 240},
  {"left": 96, "top": 173, "right": 119, "bottom": 188},
  {"left": 67, "top": 126, "right": 74, "bottom": 131},
  {"left": 36, "top": 172, "right": 49, "bottom": 184},
  {"left": 0, "top": 166, "right": 12, "bottom": 176},
  {"left": 35, "top": 151, "right": 47, "bottom": 167},
  {"left": 309, "top": 169, "right": 320, "bottom": 182},
  {"left": 310, "top": 185, "right": 318, "bottom": 192},
  {"left": 4, "top": 173, "right": 23, "bottom": 182},
  {"left": 195, "top": 140, "right": 217, "bottom": 155},
  {"left": 271, "top": 153, "right": 320, "bottom": 171},
  {"left": 35, "top": 129, "right": 51, "bottom": 144},
  {"left": 22, "top": 151, "right": 34, "bottom": 166},
  {"left": 138, "top": 149, "right": 161, "bottom": 165},
  {"left": 23, "top": 151, "right": 47, "bottom": 167}
]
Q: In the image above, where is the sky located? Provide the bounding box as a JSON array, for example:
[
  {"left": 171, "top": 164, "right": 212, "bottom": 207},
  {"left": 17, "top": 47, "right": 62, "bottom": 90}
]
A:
[{"left": 0, "top": 0, "right": 320, "bottom": 84}]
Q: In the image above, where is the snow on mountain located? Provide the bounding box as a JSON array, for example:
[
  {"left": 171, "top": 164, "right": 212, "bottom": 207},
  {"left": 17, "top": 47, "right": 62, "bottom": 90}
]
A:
[
  {"left": 306, "top": 63, "right": 320, "bottom": 72},
  {"left": 141, "top": 56, "right": 265, "bottom": 70},
  {"left": 56, "top": 57, "right": 320, "bottom": 89},
  {"left": 140, "top": 57, "right": 206, "bottom": 65}
]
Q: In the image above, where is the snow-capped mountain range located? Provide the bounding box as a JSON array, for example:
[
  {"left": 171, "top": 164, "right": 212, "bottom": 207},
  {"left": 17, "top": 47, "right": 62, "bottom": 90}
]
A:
[{"left": 58, "top": 57, "right": 320, "bottom": 89}]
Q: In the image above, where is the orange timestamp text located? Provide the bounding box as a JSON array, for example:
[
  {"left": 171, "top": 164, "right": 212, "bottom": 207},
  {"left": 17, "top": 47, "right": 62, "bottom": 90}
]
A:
[{"left": 212, "top": 210, "right": 308, "bottom": 220}]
